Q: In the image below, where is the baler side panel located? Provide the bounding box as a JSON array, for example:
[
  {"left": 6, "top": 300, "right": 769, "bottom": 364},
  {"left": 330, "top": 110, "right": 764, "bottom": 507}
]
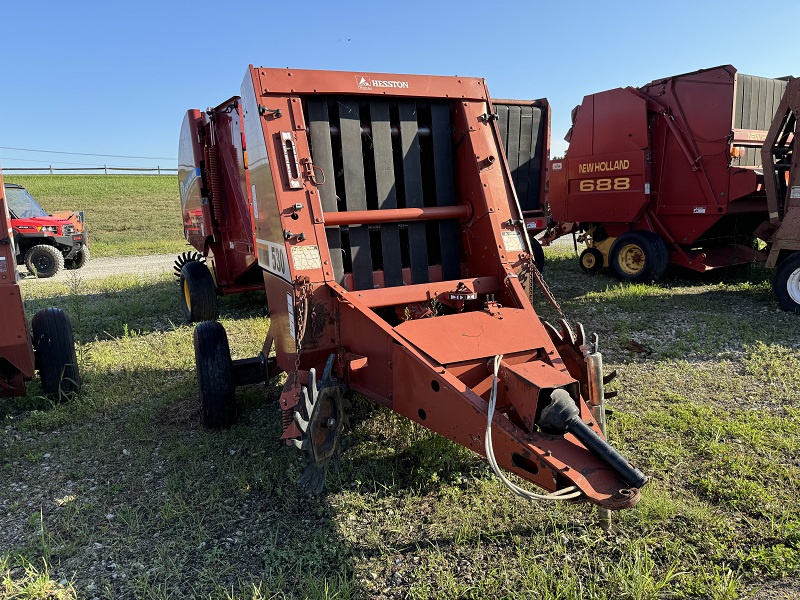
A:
[
  {"left": 205, "top": 102, "right": 260, "bottom": 289},
  {"left": 549, "top": 90, "right": 649, "bottom": 225},
  {"left": 178, "top": 110, "right": 208, "bottom": 252},
  {"left": 241, "top": 72, "right": 297, "bottom": 367}
]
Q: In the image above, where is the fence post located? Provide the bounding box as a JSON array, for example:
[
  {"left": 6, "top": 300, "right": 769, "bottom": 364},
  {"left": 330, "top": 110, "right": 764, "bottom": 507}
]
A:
[
  {"left": 49, "top": 165, "right": 53, "bottom": 175},
  {"left": 157, "top": 165, "right": 161, "bottom": 175},
  {"left": 104, "top": 164, "right": 108, "bottom": 175}
]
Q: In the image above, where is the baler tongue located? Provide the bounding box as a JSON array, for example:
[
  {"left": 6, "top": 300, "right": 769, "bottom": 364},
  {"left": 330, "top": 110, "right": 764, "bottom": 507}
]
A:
[{"left": 390, "top": 304, "right": 645, "bottom": 509}]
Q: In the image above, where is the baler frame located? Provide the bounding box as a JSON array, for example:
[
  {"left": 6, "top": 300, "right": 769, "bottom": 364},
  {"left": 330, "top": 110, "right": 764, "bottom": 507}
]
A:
[{"left": 190, "top": 67, "right": 647, "bottom": 511}]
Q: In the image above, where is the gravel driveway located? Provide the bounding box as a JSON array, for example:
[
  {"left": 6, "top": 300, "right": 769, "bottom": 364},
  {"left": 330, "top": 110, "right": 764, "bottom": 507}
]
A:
[{"left": 17, "top": 253, "right": 176, "bottom": 283}]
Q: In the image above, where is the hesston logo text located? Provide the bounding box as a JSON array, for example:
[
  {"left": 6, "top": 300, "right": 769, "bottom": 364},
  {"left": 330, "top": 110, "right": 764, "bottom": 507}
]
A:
[{"left": 356, "top": 76, "right": 410, "bottom": 90}]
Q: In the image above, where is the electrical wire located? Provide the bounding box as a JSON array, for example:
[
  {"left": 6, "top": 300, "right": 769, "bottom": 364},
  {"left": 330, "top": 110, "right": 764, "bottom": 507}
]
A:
[
  {"left": 0, "top": 146, "right": 175, "bottom": 160},
  {"left": 484, "top": 354, "right": 583, "bottom": 501}
]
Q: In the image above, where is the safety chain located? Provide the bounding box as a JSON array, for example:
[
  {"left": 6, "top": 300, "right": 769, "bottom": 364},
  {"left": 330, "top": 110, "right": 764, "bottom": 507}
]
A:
[
  {"left": 293, "top": 276, "right": 314, "bottom": 383},
  {"left": 522, "top": 253, "right": 568, "bottom": 322}
]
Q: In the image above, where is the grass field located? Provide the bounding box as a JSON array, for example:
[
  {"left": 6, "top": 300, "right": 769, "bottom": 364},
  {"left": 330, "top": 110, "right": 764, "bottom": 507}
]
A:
[
  {"left": 3, "top": 175, "right": 185, "bottom": 258},
  {"left": 1, "top": 243, "right": 798, "bottom": 599}
]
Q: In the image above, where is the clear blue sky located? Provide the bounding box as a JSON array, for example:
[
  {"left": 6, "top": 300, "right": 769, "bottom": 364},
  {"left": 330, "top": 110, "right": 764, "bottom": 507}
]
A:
[{"left": 3, "top": 0, "right": 799, "bottom": 173}]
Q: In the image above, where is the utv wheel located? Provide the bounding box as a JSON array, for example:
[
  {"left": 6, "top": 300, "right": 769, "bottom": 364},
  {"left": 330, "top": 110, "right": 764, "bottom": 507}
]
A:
[
  {"left": 609, "top": 231, "right": 669, "bottom": 282},
  {"left": 774, "top": 253, "right": 800, "bottom": 314},
  {"left": 529, "top": 236, "right": 545, "bottom": 272},
  {"left": 65, "top": 246, "right": 90, "bottom": 270},
  {"left": 180, "top": 260, "right": 219, "bottom": 322},
  {"left": 579, "top": 247, "right": 604, "bottom": 274},
  {"left": 24, "top": 245, "right": 64, "bottom": 278},
  {"left": 193, "top": 321, "right": 236, "bottom": 428},
  {"left": 31, "top": 308, "right": 80, "bottom": 400}
]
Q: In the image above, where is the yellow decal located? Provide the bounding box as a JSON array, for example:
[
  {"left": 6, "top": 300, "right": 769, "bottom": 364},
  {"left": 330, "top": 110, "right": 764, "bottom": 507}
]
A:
[{"left": 577, "top": 159, "right": 630, "bottom": 174}]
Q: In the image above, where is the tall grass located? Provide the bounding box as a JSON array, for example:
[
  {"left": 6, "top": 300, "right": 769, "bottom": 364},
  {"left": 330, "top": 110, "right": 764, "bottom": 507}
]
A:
[{"left": 4, "top": 175, "right": 185, "bottom": 257}]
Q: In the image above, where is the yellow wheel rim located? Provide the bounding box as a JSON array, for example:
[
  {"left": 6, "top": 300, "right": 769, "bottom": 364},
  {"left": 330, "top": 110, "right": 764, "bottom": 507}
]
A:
[
  {"left": 183, "top": 279, "right": 192, "bottom": 311},
  {"left": 582, "top": 252, "right": 597, "bottom": 270},
  {"left": 617, "top": 243, "right": 646, "bottom": 276}
]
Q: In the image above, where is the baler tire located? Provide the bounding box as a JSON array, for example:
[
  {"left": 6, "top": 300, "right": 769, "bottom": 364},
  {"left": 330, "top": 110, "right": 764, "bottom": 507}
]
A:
[
  {"left": 774, "top": 253, "right": 800, "bottom": 314},
  {"left": 65, "top": 246, "right": 90, "bottom": 270},
  {"left": 193, "top": 321, "right": 236, "bottom": 429},
  {"left": 529, "top": 236, "right": 545, "bottom": 272},
  {"left": 31, "top": 308, "right": 80, "bottom": 400},
  {"left": 579, "top": 247, "right": 604, "bottom": 274},
  {"left": 609, "top": 231, "right": 668, "bottom": 282},
  {"left": 24, "top": 245, "right": 64, "bottom": 278},
  {"left": 180, "top": 260, "right": 219, "bottom": 323}
]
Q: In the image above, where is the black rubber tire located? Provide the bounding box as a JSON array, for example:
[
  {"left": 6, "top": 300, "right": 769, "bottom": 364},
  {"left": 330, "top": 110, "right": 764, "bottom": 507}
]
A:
[
  {"left": 65, "top": 246, "right": 90, "bottom": 270},
  {"left": 24, "top": 245, "right": 64, "bottom": 278},
  {"left": 193, "top": 321, "right": 236, "bottom": 428},
  {"left": 529, "top": 236, "right": 545, "bottom": 272},
  {"left": 179, "top": 260, "right": 219, "bottom": 322},
  {"left": 30, "top": 308, "right": 80, "bottom": 400},
  {"left": 773, "top": 253, "right": 800, "bottom": 314},
  {"left": 609, "top": 230, "right": 669, "bottom": 282},
  {"left": 579, "top": 247, "right": 604, "bottom": 274}
]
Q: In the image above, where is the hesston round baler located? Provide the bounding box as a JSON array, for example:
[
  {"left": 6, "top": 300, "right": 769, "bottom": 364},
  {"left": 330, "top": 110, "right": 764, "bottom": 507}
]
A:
[
  {"left": 546, "top": 66, "right": 786, "bottom": 283},
  {"left": 183, "top": 67, "right": 647, "bottom": 511},
  {"left": 0, "top": 167, "right": 80, "bottom": 400}
]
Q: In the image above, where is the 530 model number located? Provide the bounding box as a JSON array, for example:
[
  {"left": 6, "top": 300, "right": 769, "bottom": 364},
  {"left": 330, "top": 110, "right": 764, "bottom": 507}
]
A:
[{"left": 578, "top": 177, "right": 631, "bottom": 192}]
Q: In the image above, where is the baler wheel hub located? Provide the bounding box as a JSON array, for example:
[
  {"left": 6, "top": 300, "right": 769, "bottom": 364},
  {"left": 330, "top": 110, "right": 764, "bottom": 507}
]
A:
[{"left": 617, "top": 243, "right": 645, "bottom": 275}]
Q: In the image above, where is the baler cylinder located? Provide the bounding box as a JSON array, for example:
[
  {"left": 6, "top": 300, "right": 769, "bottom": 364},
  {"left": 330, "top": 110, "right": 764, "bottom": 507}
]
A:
[
  {"left": 323, "top": 204, "right": 471, "bottom": 226},
  {"left": 538, "top": 389, "right": 648, "bottom": 489}
]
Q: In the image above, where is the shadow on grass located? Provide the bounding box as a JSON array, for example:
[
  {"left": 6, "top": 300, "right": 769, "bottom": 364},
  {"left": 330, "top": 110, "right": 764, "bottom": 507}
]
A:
[{"left": 22, "top": 279, "right": 267, "bottom": 342}]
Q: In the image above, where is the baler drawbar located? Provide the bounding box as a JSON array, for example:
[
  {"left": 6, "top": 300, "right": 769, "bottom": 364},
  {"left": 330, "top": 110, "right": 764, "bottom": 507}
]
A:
[{"left": 185, "top": 67, "right": 647, "bottom": 510}]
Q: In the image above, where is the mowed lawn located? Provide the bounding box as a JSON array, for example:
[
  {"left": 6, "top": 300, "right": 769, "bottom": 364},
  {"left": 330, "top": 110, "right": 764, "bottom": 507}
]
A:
[
  {"left": 1, "top": 241, "right": 798, "bottom": 599},
  {"left": 4, "top": 175, "right": 185, "bottom": 258}
]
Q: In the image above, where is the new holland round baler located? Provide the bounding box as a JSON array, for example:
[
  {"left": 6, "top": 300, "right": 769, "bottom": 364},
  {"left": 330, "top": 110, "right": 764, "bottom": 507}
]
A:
[{"left": 547, "top": 65, "right": 787, "bottom": 281}]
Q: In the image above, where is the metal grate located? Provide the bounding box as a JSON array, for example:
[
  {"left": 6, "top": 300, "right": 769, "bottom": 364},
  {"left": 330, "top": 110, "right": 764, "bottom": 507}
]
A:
[
  {"left": 733, "top": 74, "right": 789, "bottom": 168},
  {"left": 494, "top": 102, "right": 545, "bottom": 212},
  {"left": 306, "top": 98, "right": 460, "bottom": 291}
]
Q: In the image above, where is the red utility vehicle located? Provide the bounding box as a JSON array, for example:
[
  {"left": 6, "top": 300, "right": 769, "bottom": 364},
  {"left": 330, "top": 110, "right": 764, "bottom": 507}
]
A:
[
  {"left": 184, "top": 67, "right": 646, "bottom": 511},
  {"left": 547, "top": 66, "right": 784, "bottom": 282},
  {"left": 4, "top": 183, "right": 89, "bottom": 278},
  {"left": 0, "top": 170, "right": 80, "bottom": 398}
]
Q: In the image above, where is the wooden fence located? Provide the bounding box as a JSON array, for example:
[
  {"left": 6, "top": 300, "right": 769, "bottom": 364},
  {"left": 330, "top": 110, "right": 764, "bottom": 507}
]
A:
[{"left": 1, "top": 165, "right": 177, "bottom": 175}]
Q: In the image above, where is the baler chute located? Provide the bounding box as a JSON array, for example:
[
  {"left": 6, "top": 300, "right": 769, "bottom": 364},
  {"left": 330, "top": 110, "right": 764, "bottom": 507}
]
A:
[{"left": 190, "top": 67, "right": 646, "bottom": 510}]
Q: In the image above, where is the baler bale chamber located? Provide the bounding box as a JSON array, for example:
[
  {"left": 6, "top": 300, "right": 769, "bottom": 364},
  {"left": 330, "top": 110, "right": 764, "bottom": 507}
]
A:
[
  {"left": 176, "top": 99, "right": 266, "bottom": 322},
  {"left": 191, "top": 67, "right": 647, "bottom": 511},
  {"left": 547, "top": 65, "right": 788, "bottom": 281}
]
